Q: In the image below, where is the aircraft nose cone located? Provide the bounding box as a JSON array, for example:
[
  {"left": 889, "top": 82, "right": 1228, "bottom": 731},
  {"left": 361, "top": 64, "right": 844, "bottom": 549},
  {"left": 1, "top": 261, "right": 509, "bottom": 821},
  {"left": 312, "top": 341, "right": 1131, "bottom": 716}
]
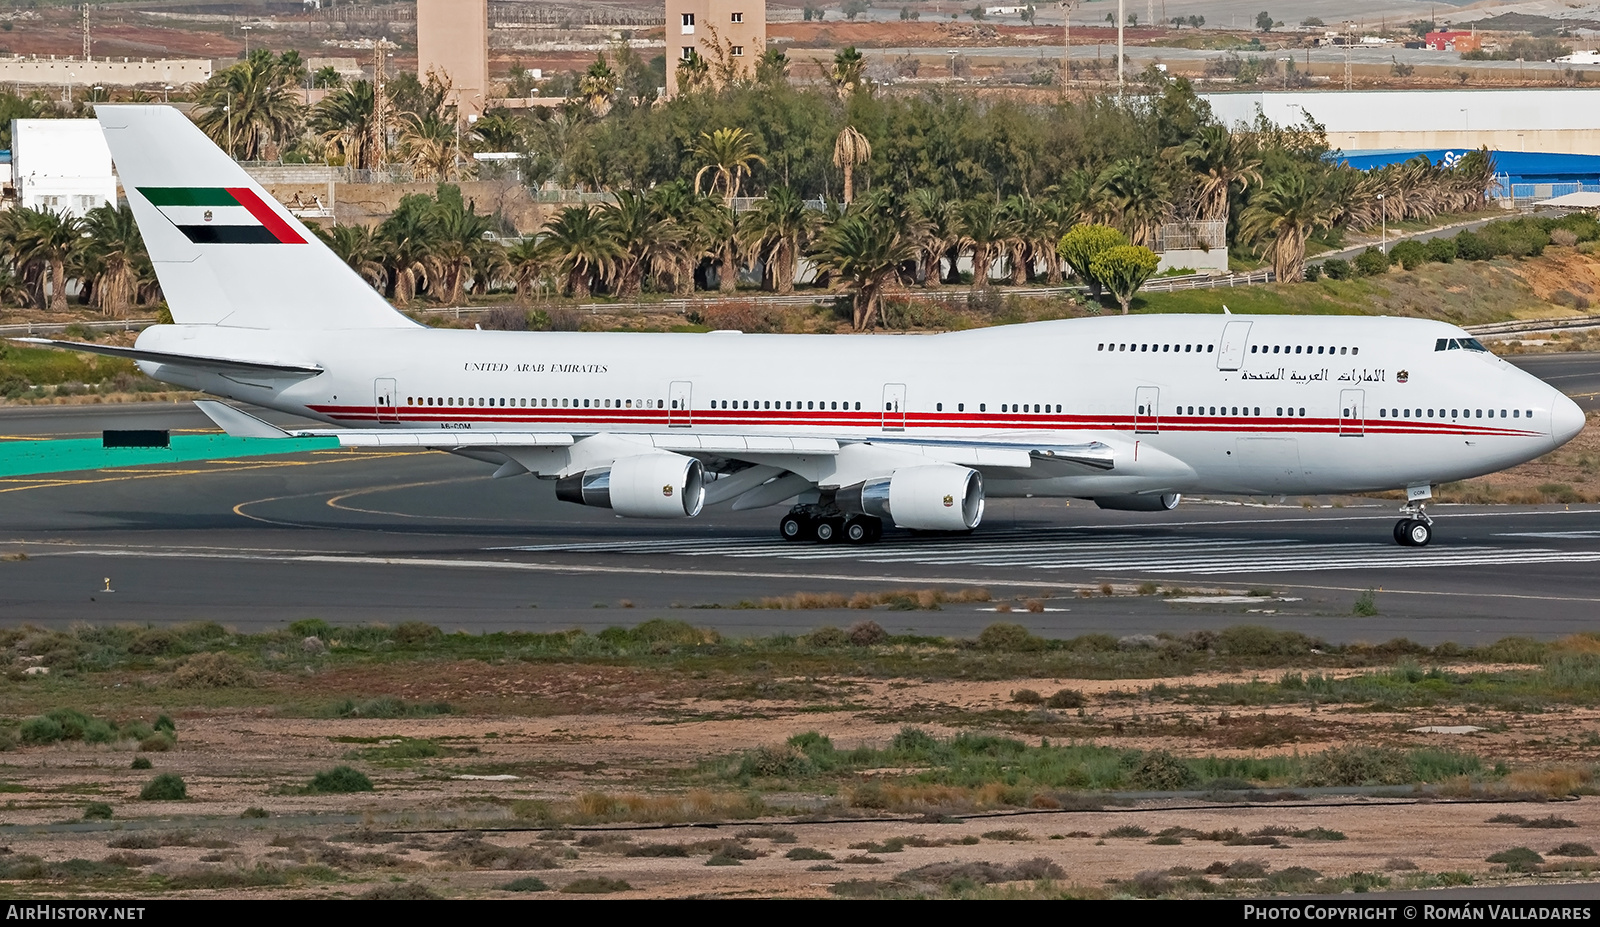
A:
[{"left": 1552, "top": 390, "right": 1585, "bottom": 447}]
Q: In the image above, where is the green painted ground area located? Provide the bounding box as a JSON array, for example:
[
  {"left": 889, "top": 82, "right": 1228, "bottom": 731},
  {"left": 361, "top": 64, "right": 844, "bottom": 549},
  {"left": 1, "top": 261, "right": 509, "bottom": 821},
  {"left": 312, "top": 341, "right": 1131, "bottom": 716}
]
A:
[{"left": 0, "top": 434, "right": 340, "bottom": 478}]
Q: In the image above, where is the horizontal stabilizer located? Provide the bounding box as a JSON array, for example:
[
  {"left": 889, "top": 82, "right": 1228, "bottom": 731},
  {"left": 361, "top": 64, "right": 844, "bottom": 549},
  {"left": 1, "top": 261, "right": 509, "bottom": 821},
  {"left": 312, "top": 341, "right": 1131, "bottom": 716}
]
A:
[
  {"left": 193, "top": 400, "right": 291, "bottom": 438},
  {"left": 11, "top": 338, "right": 323, "bottom": 378}
]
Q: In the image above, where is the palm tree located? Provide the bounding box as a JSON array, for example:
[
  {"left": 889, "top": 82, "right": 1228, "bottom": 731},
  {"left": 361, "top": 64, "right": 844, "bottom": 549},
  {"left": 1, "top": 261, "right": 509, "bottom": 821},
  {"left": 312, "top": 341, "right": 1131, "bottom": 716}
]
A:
[
  {"left": 399, "top": 112, "right": 459, "bottom": 182},
  {"left": 430, "top": 186, "right": 497, "bottom": 306},
  {"left": 191, "top": 49, "right": 306, "bottom": 160},
  {"left": 909, "top": 188, "right": 960, "bottom": 288},
  {"left": 602, "top": 190, "right": 684, "bottom": 298},
  {"left": 832, "top": 126, "right": 871, "bottom": 206},
  {"left": 830, "top": 46, "right": 866, "bottom": 98},
  {"left": 80, "top": 203, "right": 145, "bottom": 317},
  {"left": 506, "top": 236, "right": 551, "bottom": 303},
  {"left": 541, "top": 205, "right": 622, "bottom": 299},
  {"left": 8, "top": 207, "right": 84, "bottom": 311},
  {"left": 471, "top": 111, "right": 525, "bottom": 153},
  {"left": 739, "top": 185, "right": 814, "bottom": 294},
  {"left": 692, "top": 127, "right": 766, "bottom": 202},
  {"left": 1092, "top": 158, "right": 1171, "bottom": 247},
  {"left": 578, "top": 54, "right": 617, "bottom": 117},
  {"left": 810, "top": 191, "right": 921, "bottom": 331},
  {"left": 1238, "top": 168, "right": 1341, "bottom": 282},
  {"left": 311, "top": 81, "right": 385, "bottom": 170},
  {"left": 377, "top": 194, "right": 440, "bottom": 305},
  {"left": 1179, "top": 124, "right": 1262, "bottom": 229},
  {"left": 957, "top": 197, "right": 1010, "bottom": 288},
  {"left": 311, "top": 222, "right": 387, "bottom": 291}
]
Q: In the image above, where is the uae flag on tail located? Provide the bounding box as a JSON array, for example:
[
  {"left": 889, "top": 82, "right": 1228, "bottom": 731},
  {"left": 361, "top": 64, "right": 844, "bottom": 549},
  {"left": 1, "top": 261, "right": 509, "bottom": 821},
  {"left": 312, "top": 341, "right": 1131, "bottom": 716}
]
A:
[{"left": 139, "top": 187, "right": 306, "bottom": 245}]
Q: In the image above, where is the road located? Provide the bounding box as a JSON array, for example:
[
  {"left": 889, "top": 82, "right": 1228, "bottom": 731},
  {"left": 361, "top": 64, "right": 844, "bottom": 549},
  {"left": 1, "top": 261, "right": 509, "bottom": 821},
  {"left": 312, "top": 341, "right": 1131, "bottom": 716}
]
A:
[{"left": 1, "top": 354, "right": 1596, "bottom": 641}]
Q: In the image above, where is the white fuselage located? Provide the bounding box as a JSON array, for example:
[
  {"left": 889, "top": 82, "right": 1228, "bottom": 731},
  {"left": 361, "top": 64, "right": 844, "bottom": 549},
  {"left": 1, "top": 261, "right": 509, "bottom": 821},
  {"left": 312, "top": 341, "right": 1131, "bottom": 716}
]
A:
[{"left": 135, "top": 313, "right": 1583, "bottom": 499}]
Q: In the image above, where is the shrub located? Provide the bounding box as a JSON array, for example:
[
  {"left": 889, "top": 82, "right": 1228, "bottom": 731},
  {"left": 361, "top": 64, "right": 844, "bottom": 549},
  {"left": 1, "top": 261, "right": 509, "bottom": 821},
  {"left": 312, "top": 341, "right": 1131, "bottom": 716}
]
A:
[
  {"left": 1487, "top": 847, "right": 1543, "bottom": 872},
  {"left": 847, "top": 620, "right": 888, "bottom": 646},
  {"left": 307, "top": 766, "right": 374, "bottom": 794},
  {"left": 1389, "top": 240, "right": 1428, "bottom": 270},
  {"left": 82, "top": 802, "right": 113, "bottom": 820},
  {"left": 359, "top": 883, "right": 439, "bottom": 900},
  {"left": 240, "top": 807, "right": 268, "bottom": 819},
  {"left": 1425, "top": 237, "right": 1457, "bottom": 263},
  {"left": 138, "top": 734, "right": 175, "bottom": 753},
  {"left": 1100, "top": 825, "right": 1151, "bottom": 838},
  {"left": 1302, "top": 746, "right": 1408, "bottom": 786},
  {"left": 1551, "top": 228, "right": 1579, "bottom": 247},
  {"left": 1011, "top": 688, "right": 1044, "bottom": 705},
  {"left": 130, "top": 756, "right": 152, "bottom": 770},
  {"left": 1353, "top": 247, "right": 1392, "bottom": 276},
  {"left": 1454, "top": 230, "right": 1492, "bottom": 260},
  {"left": 393, "top": 621, "right": 443, "bottom": 645},
  {"left": 139, "top": 774, "right": 187, "bottom": 801},
  {"left": 807, "top": 626, "right": 848, "bottom": 647},
  {"left": 154, "top": 715, "right": 176, "bottom": 733},
  {"left": 500, "top": 876, "right": 549, "bottom": 892},
  {"left": 19, "top": 716, "right": 63, "bottom": 745},
  {"left": 1130, "top": 751, "right": 1201, "bottom": 791},
  {"left": 1046, "top": 688, "right": 1087, "bottom": 709},
  {"left": 1551, "top": 843, "right": 1596, "bottom": 857},
  {"left": 787, "top": 847, "right": 834, "bottom": 860},
  {"left": 1520, "top": 815, "right": 1577, "bottom": 829},
  {"left": 977, "top": 622, "right": 1043, "bottom": 651},
  {"left": 738, "top": 745, "right": 813, "bottom": 778},
  {"left": 168, "top": 652, "right": 252, "bottom": 689},
  {"left": 1302, "top": 262, "right": 1322, "bottom": 281},
  {"left": 1321, "top": 257, "right": 1351, "bottom": 279}
]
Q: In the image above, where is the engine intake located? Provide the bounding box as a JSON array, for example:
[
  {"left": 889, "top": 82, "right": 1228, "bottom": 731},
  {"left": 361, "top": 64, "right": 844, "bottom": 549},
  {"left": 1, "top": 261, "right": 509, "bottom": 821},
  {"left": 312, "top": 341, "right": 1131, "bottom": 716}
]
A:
[
  {"left": 1092, "top": 493, "right": 1181, "bottom": 512},
  {"left": 838, "top": 465, "right": 984, "bottom": 531},
  {"left": 556, "top": 454, "right": 705, "bottom": 518}
]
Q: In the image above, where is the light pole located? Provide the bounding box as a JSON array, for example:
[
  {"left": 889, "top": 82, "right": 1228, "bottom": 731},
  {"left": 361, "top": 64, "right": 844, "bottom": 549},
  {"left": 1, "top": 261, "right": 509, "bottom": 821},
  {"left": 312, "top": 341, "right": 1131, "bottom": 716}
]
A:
[
  {"left": 163, "top": 84, "right": 173, "bottom": 103},
  {"left": 241, "top": 25, "right": 252, "bottom": 57},
  {"left": 1378, "top": 193, "right": 1386, "bottom": 252},
  {"left": 948, "top": 49, "right": 958, "bottom": 78},
  {"left": 1116, "top": 0, "right": 1125, "bottom": 96},
  {"left": 1279, "top": 56, "right": 1291, "bottom": 89},
  {"left": 225, "top": 92, "right": 233, "bottom": 159}
]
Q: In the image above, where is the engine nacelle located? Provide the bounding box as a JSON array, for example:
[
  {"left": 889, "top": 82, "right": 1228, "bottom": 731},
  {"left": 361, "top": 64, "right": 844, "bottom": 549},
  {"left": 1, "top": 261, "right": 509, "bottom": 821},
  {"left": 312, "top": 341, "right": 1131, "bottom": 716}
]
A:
[
  {"left": 1092, "top": 493, "right": 1181, "bottom": 512},
  {"left": 555, "top": 454, "right": 705, "bottom": 518},
  {"left": 837, "top": 465, "right": 984, "bottom": 531}
]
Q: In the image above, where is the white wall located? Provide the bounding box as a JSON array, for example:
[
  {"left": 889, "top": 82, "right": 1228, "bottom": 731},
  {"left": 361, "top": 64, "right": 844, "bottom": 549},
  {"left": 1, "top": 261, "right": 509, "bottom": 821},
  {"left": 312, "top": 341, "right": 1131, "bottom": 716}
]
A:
[{"left": 12, "top": 119, "right": 117, "bottom": 218}]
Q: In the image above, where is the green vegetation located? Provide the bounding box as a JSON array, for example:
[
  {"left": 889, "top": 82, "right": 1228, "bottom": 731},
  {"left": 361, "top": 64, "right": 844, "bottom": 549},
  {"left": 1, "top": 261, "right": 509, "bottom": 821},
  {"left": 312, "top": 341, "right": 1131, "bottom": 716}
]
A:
[
  {"left": 711, "top": 728, "right": 1492, "bottom": 807},
  {"left": 560, "top": 877, "right": 632, "bottom": 894},
  {"left": 305, "top": 766, "right": 374, "bottom": 794},
  {"left": 500, "top": 877, "right": 550, "bottom": 892},
  {"left": 138, "top": 774, "right": 187, "bottom": 801}
]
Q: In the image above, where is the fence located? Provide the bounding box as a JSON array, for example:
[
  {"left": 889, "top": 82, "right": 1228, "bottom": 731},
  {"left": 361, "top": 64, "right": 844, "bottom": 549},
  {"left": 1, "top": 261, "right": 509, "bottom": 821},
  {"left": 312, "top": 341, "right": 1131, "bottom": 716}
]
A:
[
  {"left": 1151, "top": 219, "right": 1226, "bottom": 253},
  {"left": 1507, "top": 181, "right": 1600, "bottom": 208}
]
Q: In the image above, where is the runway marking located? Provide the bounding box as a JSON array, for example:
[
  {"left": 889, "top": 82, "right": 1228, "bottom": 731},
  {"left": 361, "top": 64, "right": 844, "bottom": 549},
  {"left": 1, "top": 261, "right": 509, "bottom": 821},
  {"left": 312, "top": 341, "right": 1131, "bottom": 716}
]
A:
[
  {"left": 323, "top": 478, "right": 531, "bottom": 522},
  {"left": 1498, "top": 531, "right": 1600, "bottom": 539},
  {"left": 496, "top": 531, "right": 1600, "bottom": 576}
]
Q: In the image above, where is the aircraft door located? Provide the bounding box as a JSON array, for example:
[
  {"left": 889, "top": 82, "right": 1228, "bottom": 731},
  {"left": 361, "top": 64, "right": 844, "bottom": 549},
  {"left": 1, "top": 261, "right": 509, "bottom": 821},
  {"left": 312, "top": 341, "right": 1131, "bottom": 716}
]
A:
[
  {"left": 882, "top": 383, "right": 906, "bottom": 431},
  {"left": 668, "top": 381, "right": 692, "bottom": 428},
  {"left": 1340, "top": 389, "right": 1365, "bottom": 437},
  {"left": 1217, "top": 320, "right": 1254, "bottom": 370},
  {"left": 375, "top": 378, "right": 398, "bottom": 424},
  {"left": 1134, "top": 386, "right": 1160, "bottom": 434}
]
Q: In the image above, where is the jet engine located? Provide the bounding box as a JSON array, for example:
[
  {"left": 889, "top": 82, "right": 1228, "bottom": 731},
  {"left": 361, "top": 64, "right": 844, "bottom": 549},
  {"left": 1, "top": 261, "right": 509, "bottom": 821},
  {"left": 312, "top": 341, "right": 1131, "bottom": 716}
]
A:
[
  {"left": 555, "top": 454, "right": 705, "bottom": 518},
  {"left": 1092, "top": 493, "right": 1181, "bottom": 512},
  {"left": 837, "top": 465, "right": 984, "bottom": 531}
]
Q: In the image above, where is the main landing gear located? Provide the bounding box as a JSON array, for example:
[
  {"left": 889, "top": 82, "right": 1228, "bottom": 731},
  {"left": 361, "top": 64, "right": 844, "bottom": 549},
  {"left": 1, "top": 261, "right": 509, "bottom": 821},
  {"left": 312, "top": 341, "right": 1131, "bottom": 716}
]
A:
[
  {"left": 779, "top": 504, "right": 883, "bottom": 544},
  {"left": 1393, "top": 502, "right": 1434, "bottom": 547}
]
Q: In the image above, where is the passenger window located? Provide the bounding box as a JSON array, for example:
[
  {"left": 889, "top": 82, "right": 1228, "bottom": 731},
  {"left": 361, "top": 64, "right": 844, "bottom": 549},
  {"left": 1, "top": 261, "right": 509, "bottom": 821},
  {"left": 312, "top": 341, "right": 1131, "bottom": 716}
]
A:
[
  {"left": 958, "top": 403, "right": 965, "bottom": 412},
  {"left": 1056, "top": 404, "right": 1062, "bottom": 412},
  {"left": 1317, "top": 346, "right": 1324, "bottom": 354},
  {"left": 1340, "top": 347, "right": 1347, "bottom": 355},
  {"left": 1379, "top": 409, "right": 1386, "bottom": 417},
  {"left": 1185, "top": 345, "right": 1192, "bottom": 352},
  {"left": 1526, "top": 409, "right": 1533, "bottom": 418},
  {"left": 1299, "top": 408, "right": 1306, "bottom": 416},
  {"left": 1277, "top": 407, "right": 1284, "bottom": 416},
  {"left": 1253, "top": 407, "right": 1260, "bottom": 415},
  {"left": 1207, "top": 345, "right": 1214, "bottom": 352},
  {"left": 1352, "top": 347, "right": 1359, "bottom": 355},
  {"left": 1514, "top": 409, "right": 1520, "bottom": 418},
  {"left": 980, "top": 403, "right": 986, "bottom": 411},
  {"left": 1098, "top": 343, "right": 1104, "bottom": 351}
]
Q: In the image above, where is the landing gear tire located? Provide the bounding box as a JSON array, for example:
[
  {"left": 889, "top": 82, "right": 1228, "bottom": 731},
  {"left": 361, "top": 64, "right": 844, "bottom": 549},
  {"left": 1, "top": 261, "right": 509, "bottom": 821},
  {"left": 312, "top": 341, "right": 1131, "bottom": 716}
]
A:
[
  {"left": 844, "top": 516, "right": 881, "bottom": 544},
  {"left": 814, "top": 518, "right": 843, "bottom": 543},
  {"left": 1394, "top": 518, "right": 1433, "bottom": 547},
  {"left": 779, "top": 513, "right": 810, "bottom": 542}
]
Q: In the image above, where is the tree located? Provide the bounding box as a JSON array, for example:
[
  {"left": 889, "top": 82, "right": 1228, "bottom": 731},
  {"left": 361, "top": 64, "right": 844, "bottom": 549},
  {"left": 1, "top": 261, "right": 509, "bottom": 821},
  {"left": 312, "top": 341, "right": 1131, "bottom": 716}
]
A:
[
  {"left": 313, "top": 65, "right": 343, "bottom": 89},
  {"left": 1178, "top": 124, "right": 1262, "bottom": 228},
  {"left": 957, "top": 197, "right": 1011, "bottom": 288},
  {"left": 832, "top": 125, "right": 871, "bottom": 205},
  {"left": 5, "top": 207, "right": 83, "bottom": 311},
  {"left": 810, "top": 191, "right": 922, "bottom": 330},
  {"left": 376, "top": 193, "right": 441, "bottom": 305},
  {"left": 398, "top": 111, "right": 459, "bottom": 181},
  {"left": 1256, "top": 11, "right": 1275, "bottom": 32},
  {"left": 80, "top": 203, "right": 146, "bottom": 316},
  {"left": 830, "top": 47, "right": 866, "bottom": 98},
  {"left": 541, "top": 204, "right": 622, "bottom": 298},
  {"left": 471, "top": 111, "right": 526, "bottom": 153},
  {"left": 842, "top": 0, "right": 869, "bottom": 20},
  {"left": 579, "top": 54, "right": 617, "bottom": 117},
  {"left": 429, "top": 185, "right": 498, "bottom": 305},
  {"left": 505, "top": 236, "right": 551, "bottom": 303},
  {"left": 693, "top": 127, "right": 766, "bottom": 202},
  {"left": 1238, "top": 168, "right": 1341, "bottom": 282},
  {"left": 1057, "top": 224, "right": 1126, "bottom": 295},
  {"left": 740, "top": 185, "right": 814, "bottom": 294},
  {"left": 311, "top": 222, "right": 387, "bottom": 291},
  {"left": 191, "top": 49, "right": 306, "bottom": 160},
  {"left": 1092, "top": 158, "right": 1170, "bottom": 247},
  {"left": 909, "top": 188, "right": 960, "bottom": 288},
  {"left": 1090, "top": 244, "right": 1160, "bottom": 314},
  {"left": 602, "top": 189, "right": 684, "bottom": 298},
  {"left": 311, "top": 80, "right": 384, "bottom": 170}
]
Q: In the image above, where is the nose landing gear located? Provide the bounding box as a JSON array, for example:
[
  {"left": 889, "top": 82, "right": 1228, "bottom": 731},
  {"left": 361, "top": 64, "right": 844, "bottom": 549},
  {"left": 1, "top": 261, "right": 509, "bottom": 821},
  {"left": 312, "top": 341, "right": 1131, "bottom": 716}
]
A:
[{"left": 1393, "top": 503, "right": 1434, "bottom": 547}]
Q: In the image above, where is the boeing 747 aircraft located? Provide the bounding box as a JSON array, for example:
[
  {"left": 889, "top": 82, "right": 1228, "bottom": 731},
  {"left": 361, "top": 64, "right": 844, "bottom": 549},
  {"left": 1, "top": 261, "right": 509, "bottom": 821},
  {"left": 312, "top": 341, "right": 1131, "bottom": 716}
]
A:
[{"left": 16, "top": 106, "right": 1586, "bottom": 547}]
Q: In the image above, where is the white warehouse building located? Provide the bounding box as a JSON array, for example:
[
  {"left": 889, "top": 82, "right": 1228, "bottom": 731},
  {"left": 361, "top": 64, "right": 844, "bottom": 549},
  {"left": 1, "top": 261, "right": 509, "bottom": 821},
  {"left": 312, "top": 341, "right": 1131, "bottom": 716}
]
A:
[
  {"left": 1202, "top": 89, "right": 1600, "bottom": 156},
  {"left": 10, "top": 119, "right": 117, "bottom": 218}
]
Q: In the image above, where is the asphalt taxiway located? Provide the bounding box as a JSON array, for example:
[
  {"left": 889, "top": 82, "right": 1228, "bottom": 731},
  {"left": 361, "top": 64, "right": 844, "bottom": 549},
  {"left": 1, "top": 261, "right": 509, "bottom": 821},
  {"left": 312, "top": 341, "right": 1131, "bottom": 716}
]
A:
[{"left": 3, "top": 424, "right": 1600, "bottom": 643}]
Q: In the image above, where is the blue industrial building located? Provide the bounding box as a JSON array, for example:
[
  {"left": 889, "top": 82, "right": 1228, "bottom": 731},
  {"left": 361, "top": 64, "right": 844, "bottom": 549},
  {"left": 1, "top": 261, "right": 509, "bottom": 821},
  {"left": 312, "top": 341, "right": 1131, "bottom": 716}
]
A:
[{"left": 1334, "top": 149, "right": 1600, "bottom": 205}]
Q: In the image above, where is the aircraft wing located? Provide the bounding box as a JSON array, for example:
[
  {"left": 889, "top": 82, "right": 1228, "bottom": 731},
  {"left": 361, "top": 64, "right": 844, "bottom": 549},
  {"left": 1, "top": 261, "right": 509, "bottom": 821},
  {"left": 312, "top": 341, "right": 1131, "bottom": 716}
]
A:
[{"left": 11, "top": 338, "right": 324, "bottom": 378}]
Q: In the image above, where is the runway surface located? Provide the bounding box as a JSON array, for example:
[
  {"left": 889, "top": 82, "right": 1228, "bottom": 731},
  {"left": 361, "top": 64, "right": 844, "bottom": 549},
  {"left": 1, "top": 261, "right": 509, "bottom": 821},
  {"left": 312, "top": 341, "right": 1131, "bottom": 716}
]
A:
[{"left": 2, "top": 352, "right": 1597, "bottom": 642}]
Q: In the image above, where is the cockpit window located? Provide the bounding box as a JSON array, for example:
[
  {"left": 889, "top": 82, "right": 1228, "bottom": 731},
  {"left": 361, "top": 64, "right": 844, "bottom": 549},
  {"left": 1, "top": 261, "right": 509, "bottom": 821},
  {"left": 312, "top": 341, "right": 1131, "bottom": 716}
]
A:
[{"left": 1436, "top": 337, "right": 1488, "bottom": 352}]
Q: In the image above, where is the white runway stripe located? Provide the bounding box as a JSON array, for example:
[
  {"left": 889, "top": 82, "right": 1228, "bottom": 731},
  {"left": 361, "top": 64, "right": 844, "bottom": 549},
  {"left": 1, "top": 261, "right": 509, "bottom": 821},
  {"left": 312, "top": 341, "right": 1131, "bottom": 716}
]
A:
[{"left": 497, "top": 531, "right": 1594, "bottom": 575}]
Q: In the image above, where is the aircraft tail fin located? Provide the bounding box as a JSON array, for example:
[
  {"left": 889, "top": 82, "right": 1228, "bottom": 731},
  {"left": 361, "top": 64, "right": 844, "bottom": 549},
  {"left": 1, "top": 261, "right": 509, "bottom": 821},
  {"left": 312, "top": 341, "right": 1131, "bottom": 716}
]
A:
[{"left": 96, "top": 105, "right": 415, "bottom": 331}]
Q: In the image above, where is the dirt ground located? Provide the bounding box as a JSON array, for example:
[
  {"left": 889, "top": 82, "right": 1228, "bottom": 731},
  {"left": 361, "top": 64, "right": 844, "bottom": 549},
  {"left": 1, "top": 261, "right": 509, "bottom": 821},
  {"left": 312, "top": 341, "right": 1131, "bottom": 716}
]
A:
[{"left": 5, "top": 664, "right": 1600, "bottom": 898}]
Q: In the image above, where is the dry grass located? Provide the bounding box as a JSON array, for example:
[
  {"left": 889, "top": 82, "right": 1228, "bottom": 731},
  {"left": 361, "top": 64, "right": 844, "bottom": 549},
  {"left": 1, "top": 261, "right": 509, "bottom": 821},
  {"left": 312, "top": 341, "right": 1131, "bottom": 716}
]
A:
[{"left": 752, "top": 588, "right": 990, "bottom": 610}]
